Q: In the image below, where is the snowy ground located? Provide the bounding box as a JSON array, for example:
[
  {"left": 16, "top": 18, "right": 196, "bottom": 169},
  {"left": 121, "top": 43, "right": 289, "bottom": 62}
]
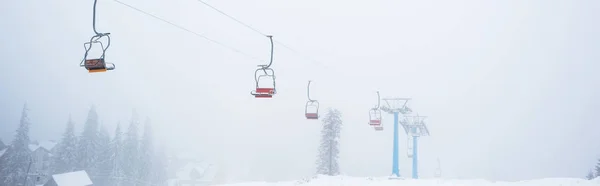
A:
[{"left": 213, "top": 175, "right": 600, "bottom": 186}]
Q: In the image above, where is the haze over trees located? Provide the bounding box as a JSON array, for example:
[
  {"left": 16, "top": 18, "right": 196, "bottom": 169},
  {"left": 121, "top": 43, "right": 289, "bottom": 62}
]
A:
[{"left": 0, "top": 104, "right": 169, "bottom": 186}]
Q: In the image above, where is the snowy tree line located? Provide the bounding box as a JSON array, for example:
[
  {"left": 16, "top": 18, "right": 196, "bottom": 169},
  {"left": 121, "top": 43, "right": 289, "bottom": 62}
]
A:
[
  {"left": 0, "top": 104, "right": 169, "bottom": 186},
  {"left": 585, "top": 158, "right": 600, "bottom": 180}
]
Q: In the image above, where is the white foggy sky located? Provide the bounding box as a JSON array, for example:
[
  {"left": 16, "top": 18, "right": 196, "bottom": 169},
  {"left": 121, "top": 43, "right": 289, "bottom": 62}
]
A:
[{"left": 1, "top": 0, "right": 599, "bottom": 183}]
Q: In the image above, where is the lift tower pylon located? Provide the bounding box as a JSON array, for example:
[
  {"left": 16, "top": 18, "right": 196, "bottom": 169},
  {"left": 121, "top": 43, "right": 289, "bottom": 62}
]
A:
[
  {"left": 380, "top": 97, "right": 412, "bottom": 179},
  {"left": 400, "top": 114, "right": 430, "bottom": 179}
]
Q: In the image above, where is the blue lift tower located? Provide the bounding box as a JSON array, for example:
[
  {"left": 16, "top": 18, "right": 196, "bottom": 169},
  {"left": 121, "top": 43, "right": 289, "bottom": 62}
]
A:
[
  {"left": 380, "top": 97, "right": 412, "bottom": 179},
  {"left": 400, "top": 114, "right": 430, "bottom": 179}
]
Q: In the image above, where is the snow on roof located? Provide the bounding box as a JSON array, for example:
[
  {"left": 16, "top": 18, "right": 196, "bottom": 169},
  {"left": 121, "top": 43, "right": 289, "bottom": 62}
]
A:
[
  {"left": 29, "top": 140, "right": 57, "bottom": 152},
  {"left": 39, "top": 140, "right": 57, "bottom": 151},
  {"left": 51, "top": 170, "right": 93, "bottom": 186}
]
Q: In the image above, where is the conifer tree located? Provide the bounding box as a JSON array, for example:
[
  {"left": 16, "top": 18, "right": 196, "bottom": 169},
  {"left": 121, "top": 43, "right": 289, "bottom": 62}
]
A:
[
  {"left": 51, "top": 115, "right": 78, "bottom": 174},
  {"left": 586, "top": 170, "right": 595, "bottom": 180},
  {"left": 91, "top": 123, "right": 112, "bottom": 185},
  {"left": 77, "top": 106, "right": 101, "bottom": 173},
  {"left": 109, "top": 123, "right": 125, "bottom": 186},
  {"left": 122, "top": 109, "right": 141, "bottom": 185},
  {"left": 138, "top": 118, "right": 154, "bottom": 185},
  {"left": 315, "top": 108, "right": 343, "bottom": 176},
  {"left": 595, "top": 158, "right": 600, "bottom": 178},
  {"left": 0, "top": 104, "right": 32, "bottom": 186}
]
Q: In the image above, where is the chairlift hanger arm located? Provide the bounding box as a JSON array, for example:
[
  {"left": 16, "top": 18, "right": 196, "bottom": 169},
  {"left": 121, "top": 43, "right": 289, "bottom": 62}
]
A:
[
  {"left": 258, "top": 35, "right": 274, "bottom": 69},
  {"left": 307, "top": 80, "right": 315, "bottom": 102},
  {"left": 376, "top": 91, "right": 380, "bottom": 109}
]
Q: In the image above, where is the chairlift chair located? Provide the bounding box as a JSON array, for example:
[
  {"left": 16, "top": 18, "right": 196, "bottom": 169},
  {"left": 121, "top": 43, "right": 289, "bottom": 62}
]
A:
[
  {"left": 250, "top": 35, "right": 276, "bottom": 98},
  {"left": 81, "top": 33, "right": 115, "bottom": 73},
  {"left": 369, "top": 108, "right": 382, "bottom": 126},
  {"left": 305, "top": 101, "right": 319, "bottom": 119},
  {"left": 251, "top": 69, "right": 276, "bottom": 98},
  {"left": 368, "top": 91, "right": 382, "bottom": 126},
  {"left": 305, "top": 80, "right": 319, "bottom": 119},
  {"left": 80, "top": 0, "right": 115, "bottom": 73}
]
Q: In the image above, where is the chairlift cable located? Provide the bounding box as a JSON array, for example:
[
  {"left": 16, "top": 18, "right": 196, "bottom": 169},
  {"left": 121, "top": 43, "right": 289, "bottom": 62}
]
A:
[
  {"left": 193, "top": 0, "right": 326, "bottom": 68},
  {"left": 110, "top": 0, "right": 263, "bottom": 63}
]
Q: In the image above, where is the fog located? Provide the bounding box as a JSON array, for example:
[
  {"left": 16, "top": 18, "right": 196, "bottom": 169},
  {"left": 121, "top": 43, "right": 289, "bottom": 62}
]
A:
[{"left": 1, "top": 0, "right": 599, "bottom": 183}]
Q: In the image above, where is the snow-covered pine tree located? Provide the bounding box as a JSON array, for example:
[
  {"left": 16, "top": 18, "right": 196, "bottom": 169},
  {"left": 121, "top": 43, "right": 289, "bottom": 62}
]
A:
[
  {"left": 586, "top": 170, "right": 595, "bottom": 180},
  {"left": 0, "top": 104, "right": 32, "bottom": 186},
  {"left": 595, "top": 158, "right": 600, "bottom": 178},
  {"left": 91, "top": 123, "right": 112, "bottom": 185},
  {"left": 51, "top": 115, "right": 78, "bottom": 174},
  {"left": 76, "top": 106, "right": 101, "bottom": 175},
  {"left": 138, "top": 118, "right": 154, "bottom": 186},
  {"left": 315, "top": 108, "right": 343, "bottom": 176},
  {"left": 109, "top": 123, "right": 125, "bottom": 186},
  {"left": 122, "top": 109, "right": 141, "bottom": 185}
]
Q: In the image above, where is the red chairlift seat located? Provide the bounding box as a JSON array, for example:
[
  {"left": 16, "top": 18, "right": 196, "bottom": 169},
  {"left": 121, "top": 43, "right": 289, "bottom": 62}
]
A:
[
  {"left": 85, "top": 58, "right": 115, "bottom": 73},
  {"left": 253, "top": 88, "right": 275, "bottom": 98},
  {"left": 305, "top": 113, "right": 318, "bottom": 119},
  {"left": 251, "top": 68, "right": 276, "bottom": 98}
]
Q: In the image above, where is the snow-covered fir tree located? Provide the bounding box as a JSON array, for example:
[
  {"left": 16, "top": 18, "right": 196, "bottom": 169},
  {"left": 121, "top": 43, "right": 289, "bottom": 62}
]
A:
[
  {"left": 109, "top": 123, "right": 125, "bottom": 186},
  {"left": 315, "top": 108, "right": 343, "bottom": 176},
  {"left": 586, "top": 170, "right": 595, "bottom": 180},
  {"left": 51, "top": 115, "right": 78, "bottom": 174},
  {"left": 596, "top": 158, "right": 600, "bottom": 178},
  {"left": 0, "top": 104, "right": 32, "bottom": 186},
  {"left": 138, "top": 118, "right": 154, "bottom": 186},
  {"left": 76, "top": 106, "right": 101, "bottom": 175},
  {"left": 122, "top": 109, "right": 141, "bottom": 185},
  {"left": 91, "top": 123, "right": 112, "bottom": 185}
]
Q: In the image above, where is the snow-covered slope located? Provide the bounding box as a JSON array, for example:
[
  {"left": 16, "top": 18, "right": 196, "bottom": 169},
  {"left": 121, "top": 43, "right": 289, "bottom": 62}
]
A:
[{"left": 212, "top": 175, "right": 600, "bottom": 186}]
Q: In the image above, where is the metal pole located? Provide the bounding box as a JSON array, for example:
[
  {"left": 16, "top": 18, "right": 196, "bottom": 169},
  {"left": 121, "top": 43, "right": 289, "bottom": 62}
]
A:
[
  {"left": 412, "top": 136, "right": 418, "bottom": 179},
  {"left": 391, "top": 112, "right": 400, "bottom": 177}
]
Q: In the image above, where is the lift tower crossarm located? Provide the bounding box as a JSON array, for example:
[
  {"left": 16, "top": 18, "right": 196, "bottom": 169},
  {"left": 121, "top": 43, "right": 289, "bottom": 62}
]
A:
[
  {"left": 400, "top": 115, "right": 430, "bottom": 136},
  {"left": 380, "top": 98, "right": 412, "bottom": 115}
]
